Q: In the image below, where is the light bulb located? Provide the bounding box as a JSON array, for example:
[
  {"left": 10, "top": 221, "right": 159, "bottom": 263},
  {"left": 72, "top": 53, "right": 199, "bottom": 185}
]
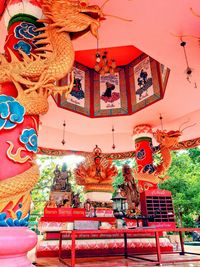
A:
[
  {"left": 96, "top": 57, "right": 101, "bottom": 63},
  {"left": 96, "top": 52, "right": 101, "bottom": 63}
]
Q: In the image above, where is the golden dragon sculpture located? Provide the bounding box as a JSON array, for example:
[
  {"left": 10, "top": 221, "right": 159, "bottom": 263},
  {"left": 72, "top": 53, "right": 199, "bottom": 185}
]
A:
[
  {"left": 134, "top": 129, "right": 181, "bottom": 186},
  {"left": 0, "top": 0, "right": 103, "bottom": 115}
]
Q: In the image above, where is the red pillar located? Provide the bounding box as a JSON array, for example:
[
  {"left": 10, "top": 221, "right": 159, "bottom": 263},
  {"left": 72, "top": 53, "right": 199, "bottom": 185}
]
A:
[
  {"left": 0, "top": 0, "right": 41, "bottom": 226},
  {"left": 133, "top": 124, "right": 157, "bottom": 191}
]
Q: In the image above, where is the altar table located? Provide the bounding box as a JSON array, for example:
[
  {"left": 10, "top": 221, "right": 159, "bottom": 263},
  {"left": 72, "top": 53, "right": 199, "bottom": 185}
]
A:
[{"left": 59, "top": 227, "right": 200, "bottom": 267}]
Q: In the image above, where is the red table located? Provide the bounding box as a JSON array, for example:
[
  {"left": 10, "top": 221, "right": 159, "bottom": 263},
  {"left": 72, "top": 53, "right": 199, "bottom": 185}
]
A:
[{"left": 59, "top": 227, "right": 200, "bottom": 266}]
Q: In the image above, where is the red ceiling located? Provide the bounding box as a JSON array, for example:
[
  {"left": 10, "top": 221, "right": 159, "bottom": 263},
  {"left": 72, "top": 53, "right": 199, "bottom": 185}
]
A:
[{"left": 75, "top": 45, "right": 142, "bottom": 68}]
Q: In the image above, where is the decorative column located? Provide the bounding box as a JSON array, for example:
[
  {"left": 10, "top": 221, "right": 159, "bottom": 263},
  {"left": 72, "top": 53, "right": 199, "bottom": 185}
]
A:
[
  {"left": 133, "top": 124, "right": 157, "bottom": 191},
  {"left": 0, "top": 1, "right": 42, "bottom": 266},
  {"left": 0, "top": 1, "right": 102, "bottom": 265}
]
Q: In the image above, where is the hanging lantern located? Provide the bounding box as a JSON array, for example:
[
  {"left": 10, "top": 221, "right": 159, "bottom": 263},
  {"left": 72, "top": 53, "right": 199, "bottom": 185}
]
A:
[
  {"left": 180, "top": 39, "right": 193, "bottom": 82},
  {"left": 112, "top": 125, "right": 116, "bottom": 150},
  {"left": 61, "top": 120, "right": 66, "bottom": 145}
]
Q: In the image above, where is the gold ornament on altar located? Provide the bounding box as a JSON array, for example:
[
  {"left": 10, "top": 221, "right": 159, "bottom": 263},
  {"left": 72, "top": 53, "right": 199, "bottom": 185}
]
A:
[{"left": 74, "top": 145, "right": 118, "bottom": 193}]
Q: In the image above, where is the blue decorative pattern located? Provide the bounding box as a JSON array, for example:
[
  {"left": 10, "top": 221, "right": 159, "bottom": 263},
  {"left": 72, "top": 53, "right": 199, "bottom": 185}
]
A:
[
  {"left": 14, "top": 22, "right": 42, "bottom": 54},
  {"left": 0, "top": 95, "right": 25, "bottom": 130},
  {"left": 136, "top": 148, "right": 145, "bottom": 160},
  {"left": 0, "top": 206, "right": 30, "bottom": 227},
  {"left": 14, "top": 40, "right": 32, "bottom": 55},
  {"left": 20, "top": 128, "right": 38, "bottom": 153},
  {"left": 15, "top": 22, "right": 39, "bottom": 40},
  {"left": 143, "top": 163, "right": 155, "bottom": 174}
]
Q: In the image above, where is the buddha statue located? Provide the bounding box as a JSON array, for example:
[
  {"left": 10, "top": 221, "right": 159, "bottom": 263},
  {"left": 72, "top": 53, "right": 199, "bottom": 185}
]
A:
[{"left": 74, "top": 145, "right": 118, "bottom": 193}]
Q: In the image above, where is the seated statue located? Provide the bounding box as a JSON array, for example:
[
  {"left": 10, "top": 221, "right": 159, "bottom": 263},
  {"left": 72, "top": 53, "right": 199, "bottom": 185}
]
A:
[
  {"left": 75, "top": 146, "right": 118, "bottom": 185},
  {"left": 46, "top": 196, "right": 57, "bottom": 208},
  {"left": 74, "top": 146, "right": 118, "bottom": 193},
  {"left": 51, "top": 163, "right": 71, "bottom": 191}
]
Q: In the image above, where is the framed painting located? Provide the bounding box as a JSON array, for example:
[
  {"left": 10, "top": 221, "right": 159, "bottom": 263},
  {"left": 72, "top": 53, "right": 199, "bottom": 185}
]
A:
[
  {"left": 57, "top": 62, "right": 91, "bottom": 116},
  {"left": 93, "top": 68, "right": 128, "bottom": 117},
  {"left": 128, "top": 54, "right": 163, "bottom": 113}
]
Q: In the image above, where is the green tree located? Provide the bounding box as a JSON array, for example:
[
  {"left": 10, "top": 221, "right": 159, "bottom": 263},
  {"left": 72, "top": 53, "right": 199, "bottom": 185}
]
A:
[{"left": 159, "top": 149, "right": 200, "bottom": 227}]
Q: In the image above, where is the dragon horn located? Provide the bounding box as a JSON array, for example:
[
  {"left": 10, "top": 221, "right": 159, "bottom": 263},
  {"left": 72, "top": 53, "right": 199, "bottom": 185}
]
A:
[
  {"left": 101, "top": 0, "right": 110, "bottom": 9},
  {"left": 179, "top": 119, "right": 190, "bottom": 131},
  {"left": 103, "top": 13, "right": 132, "bottom": 22},
  {"left": 181, "top": 123, "right": 197, "bottom": 132}
]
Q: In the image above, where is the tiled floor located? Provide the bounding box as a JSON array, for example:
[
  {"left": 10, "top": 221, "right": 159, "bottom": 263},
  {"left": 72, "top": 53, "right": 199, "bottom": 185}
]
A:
[{"left": 33, "top": 246, "right": 200, "bottom": 267}]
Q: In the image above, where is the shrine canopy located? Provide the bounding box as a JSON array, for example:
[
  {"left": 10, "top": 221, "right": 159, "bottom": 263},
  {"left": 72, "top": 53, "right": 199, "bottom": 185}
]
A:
[{"left": 1, "top": 0, "right": 200, "bottom": 153}]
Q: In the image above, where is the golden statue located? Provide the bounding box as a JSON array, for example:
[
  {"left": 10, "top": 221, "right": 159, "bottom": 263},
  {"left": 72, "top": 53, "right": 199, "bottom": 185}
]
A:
[{"left": 75, "top": 145, "right": 118, "bottom": 192}]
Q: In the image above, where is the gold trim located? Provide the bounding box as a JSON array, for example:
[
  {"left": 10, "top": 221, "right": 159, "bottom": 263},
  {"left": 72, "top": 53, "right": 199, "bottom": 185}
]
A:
[{"left": 6, "top": 141, "right": 32, "bottom": 163}]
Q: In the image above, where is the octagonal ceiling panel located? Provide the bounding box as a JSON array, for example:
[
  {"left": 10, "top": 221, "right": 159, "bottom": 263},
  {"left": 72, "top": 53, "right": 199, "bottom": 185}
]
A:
[{"left": 54, "top": 46, "right": 169, "bottom": 118}]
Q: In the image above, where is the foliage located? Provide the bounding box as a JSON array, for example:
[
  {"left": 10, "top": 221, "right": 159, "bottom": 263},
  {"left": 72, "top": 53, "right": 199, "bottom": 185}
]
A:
[{"left": 159, "top": 149, "right": 200, "bottom": 227}]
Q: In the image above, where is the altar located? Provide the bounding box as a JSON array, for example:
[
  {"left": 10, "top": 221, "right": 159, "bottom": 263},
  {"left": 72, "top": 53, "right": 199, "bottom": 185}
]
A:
[{"left": 35, "top": 146, "right": 178, "bottom": 258}]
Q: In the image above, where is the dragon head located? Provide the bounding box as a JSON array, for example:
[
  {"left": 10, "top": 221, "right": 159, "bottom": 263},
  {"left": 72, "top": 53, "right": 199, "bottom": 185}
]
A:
[
  {"left": 154, "top": 129, "right": 181, "bottom": 148},
  {"left": 39, "top": 0, "right": 103, "bottom": 39}
]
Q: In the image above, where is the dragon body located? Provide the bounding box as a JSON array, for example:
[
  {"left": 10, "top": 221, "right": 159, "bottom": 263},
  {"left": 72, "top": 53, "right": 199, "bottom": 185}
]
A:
[{"left": 134, "top": 130, "right": 181, "bottom": 187}]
